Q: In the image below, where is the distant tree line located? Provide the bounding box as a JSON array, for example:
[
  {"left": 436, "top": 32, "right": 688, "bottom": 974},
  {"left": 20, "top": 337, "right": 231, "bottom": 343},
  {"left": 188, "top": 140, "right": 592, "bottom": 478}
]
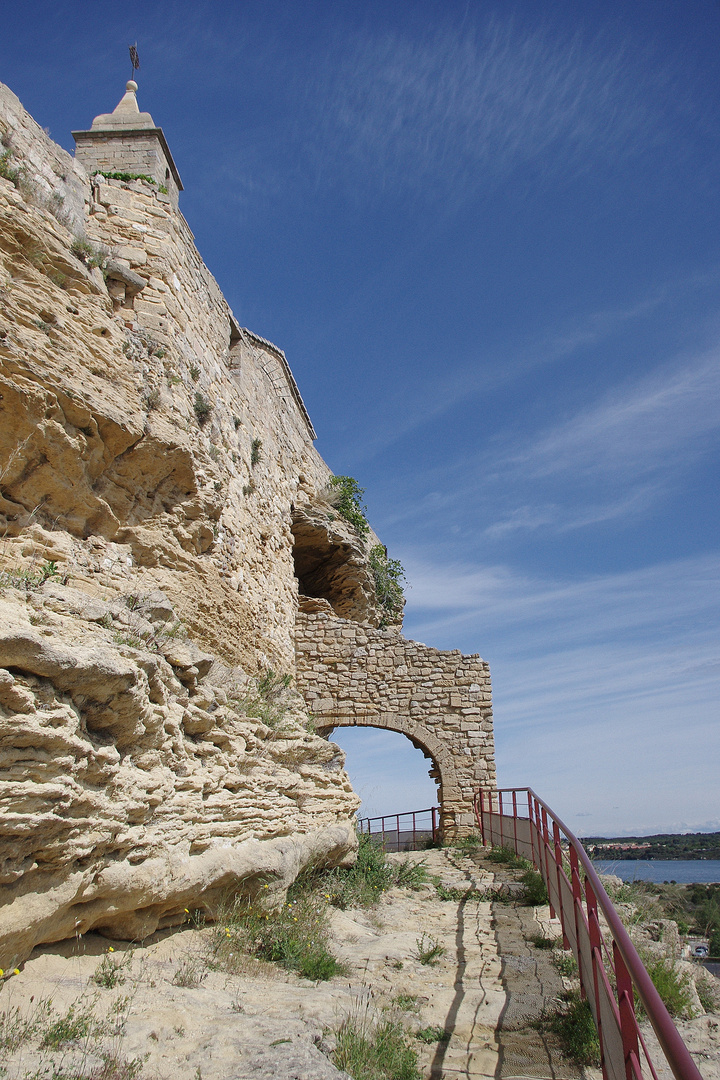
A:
[{"left": 581, "top": 832, "right": 720, "bottom": 861}]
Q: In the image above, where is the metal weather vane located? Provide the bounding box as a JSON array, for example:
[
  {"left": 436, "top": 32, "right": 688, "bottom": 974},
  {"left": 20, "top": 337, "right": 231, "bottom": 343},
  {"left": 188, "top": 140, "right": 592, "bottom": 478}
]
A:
[{"left": 129, "top": 43, "right": 140, "bottom": 81}]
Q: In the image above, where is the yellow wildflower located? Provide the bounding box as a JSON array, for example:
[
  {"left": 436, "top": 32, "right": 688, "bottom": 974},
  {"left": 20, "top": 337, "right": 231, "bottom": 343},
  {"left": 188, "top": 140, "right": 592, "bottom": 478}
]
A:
[
  {"left": 108, "top": 947, "right": 114, "bottom": 952},
  {"left": 13, "top": 968, "right": 20, "bottom": 975}
]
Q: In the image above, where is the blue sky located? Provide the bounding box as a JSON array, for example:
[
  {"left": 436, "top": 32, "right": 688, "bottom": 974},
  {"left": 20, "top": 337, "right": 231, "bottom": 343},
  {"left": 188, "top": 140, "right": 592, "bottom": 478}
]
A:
[{"left": 3, "top": 0, "right": 719, "bottom": 836}]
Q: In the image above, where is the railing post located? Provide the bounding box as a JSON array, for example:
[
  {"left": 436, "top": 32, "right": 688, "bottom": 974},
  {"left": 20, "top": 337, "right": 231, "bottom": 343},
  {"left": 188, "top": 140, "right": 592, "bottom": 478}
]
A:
[
  {"left": 432, "top": 805, "right": 438, "bottom": 844},
  {"left": 540, "top": 807, "right": 556, "bottom": 919},
  {"left": 586, "top": 878, "right": 607, "bottom": 1080},
  {"left": 499, "top": 789, "right": 505, "bottom": 849},
  {"left": 528, "top": 790, "right": 538, "bottom": 870},
  {"left": 614, "top": 942, "right": 641, "bottom": 1080},
  {"left": 512, "top": 789, "right": 518, "bottom": 853},
  {"left": 569, "top": 845, "right": 586, "bottom": 999},
  {"left": 553, "top": 820, "right": 568, "bottom": 946}
]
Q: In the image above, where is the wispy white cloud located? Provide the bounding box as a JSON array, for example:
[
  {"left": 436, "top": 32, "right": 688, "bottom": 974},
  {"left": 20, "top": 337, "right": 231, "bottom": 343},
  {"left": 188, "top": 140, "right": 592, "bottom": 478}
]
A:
[
  {"left": 302, "top": 15, "right": 683, "bottom": 204},
  {"left": 400, "top": 553, "right": 720, "bottom": 834},
  {"left": 508, "top": 349, "right": 720, "bottom": 482}
]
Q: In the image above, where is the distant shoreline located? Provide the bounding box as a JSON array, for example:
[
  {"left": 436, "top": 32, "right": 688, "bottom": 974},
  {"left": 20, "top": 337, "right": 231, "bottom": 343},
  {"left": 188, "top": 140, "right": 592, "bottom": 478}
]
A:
[{"left": 581, "top": 831, "right": 720, "bottom": 862}]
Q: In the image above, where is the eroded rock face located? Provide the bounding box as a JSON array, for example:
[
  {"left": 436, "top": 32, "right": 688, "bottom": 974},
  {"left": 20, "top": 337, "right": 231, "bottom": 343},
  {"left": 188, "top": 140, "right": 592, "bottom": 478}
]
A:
[
  {"left": 0, "top": 83, "right": 365, "bottom": 969},
  {"left": 0, "top": 582, "right": 358, "bottom": 968},
  {"left": 292, "top": 502, "right": 400, "bottom": 629}
]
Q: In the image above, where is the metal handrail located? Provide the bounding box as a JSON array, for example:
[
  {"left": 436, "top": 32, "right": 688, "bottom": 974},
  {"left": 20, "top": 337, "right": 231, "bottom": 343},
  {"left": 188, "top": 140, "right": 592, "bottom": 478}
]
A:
[
  {"left": 358, "top": 806, "right": 439, "bottom": 851},
  {"left": 475, "top": 787, "right": 703, "bottom": 1080}
]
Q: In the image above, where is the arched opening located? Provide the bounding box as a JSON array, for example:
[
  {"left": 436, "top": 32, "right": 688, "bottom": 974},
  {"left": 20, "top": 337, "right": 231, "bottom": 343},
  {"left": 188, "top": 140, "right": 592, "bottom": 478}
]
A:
[{"left": 322, "top": 726, "right": 441, "bottom": 820}]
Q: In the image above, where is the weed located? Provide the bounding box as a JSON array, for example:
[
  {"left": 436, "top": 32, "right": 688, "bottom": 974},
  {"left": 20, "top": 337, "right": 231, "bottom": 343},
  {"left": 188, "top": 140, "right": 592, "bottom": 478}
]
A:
[
  {"left": 452, "top": 833, "right": 483, "bottom": 853},
  {"left": 369, "top": 545, "right": 406, "bottom": 618},
  {"left": 529, "top": 933, "right": 560, "bottom": 949},
  {"left": 71, "top": 236, "right": 108, "bottom": 271},
  {"left": 233, "top": 415, "right": 241, "bottom": 430},
  {"left": 158, "top": 184, "right": 168, "bottom": 194},
  {"left": 190, "top": 364, "right": 200, "bottom": 381},
  {"left": 243, "top": 480, "right": 256, "bottom": 496},
  {"left": 0, "top": 560, "right": 59, "bottom": 592},
  {"left": 172, "top": 956, "right": 207, "bottom": 987},
  {"left": 42, "top": 1000, "right": 98, "bottom": 1048},
  {"left": 393, "top": 994, "right": 419, "bottom": 1011},
  {"left": 415, "top": 1026, "right": 450, "bottom": 1044},
  {"left": 193, "top": 391, "right": 211, "bottom": 424},
  {"left": 542, "top": 990, "right": 600, "bottom": 1066},
  {"left": 332, "top": 1012, "right": 420, "bottom": 1080},
  {"left": 229, "top": 669, "right": 293, "bottom": 729},
  {"left": 93, "top": 171, "right": 156, "bottom": 185},
  {"left": 520, "top": 869, "right": 549, "bottom": 906},
  {"left": 166, "top": 373, "right": 182, "bottom": 386},
  {"left": 0, "top": 999, "right": 53, "bottom": 1052},
  {"left": 92, "top": 949, "right": 132, "bottom": 989},
  {"left": 638, "top": 958, "right": 693, "bottom": 1018},
  {"left": 414, "top": 933, "right": 445, "bottom": 966},
  {"left": 250, "top": 437, "right": 262, "bottom": 467},
  {"left": 316, "top": 834, "right": 410, "bottom": 909},
  {"left": 144, "top": 388, "right": 160, "bottom": 411},
  {"left": 0, "top": 148, "right": 21, "bottom": 185},
  {"left": 552, "top": 950, "right": 578, "bottom": 977},
  {"left": 327, "top": 475, "right": 370, "bottom": 538}
]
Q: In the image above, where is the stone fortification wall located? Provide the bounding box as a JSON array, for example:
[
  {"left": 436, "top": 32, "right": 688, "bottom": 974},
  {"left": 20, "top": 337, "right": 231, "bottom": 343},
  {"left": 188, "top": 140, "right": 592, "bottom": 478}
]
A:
[
  {"left": 295, "top": 607, "right": 496, "bottom": 834},
  {"left": 0, "top": 83, "right": 87, "bottom": 233}
]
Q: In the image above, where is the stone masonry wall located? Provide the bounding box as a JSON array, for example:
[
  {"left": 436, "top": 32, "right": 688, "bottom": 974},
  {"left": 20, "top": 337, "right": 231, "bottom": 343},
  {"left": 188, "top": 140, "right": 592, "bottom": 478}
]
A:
[{"left": 295, "top": 608, "right": 496, "bottom": 834}]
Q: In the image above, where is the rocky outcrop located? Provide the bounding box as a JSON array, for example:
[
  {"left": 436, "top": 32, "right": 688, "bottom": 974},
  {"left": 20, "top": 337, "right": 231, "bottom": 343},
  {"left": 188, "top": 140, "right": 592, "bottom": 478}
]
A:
[
  {"left": 292, "top": 501, "right": 396, "bottom": 629},
  {"left": 0, "top": 579, "right": 357, "bottom": 967}
]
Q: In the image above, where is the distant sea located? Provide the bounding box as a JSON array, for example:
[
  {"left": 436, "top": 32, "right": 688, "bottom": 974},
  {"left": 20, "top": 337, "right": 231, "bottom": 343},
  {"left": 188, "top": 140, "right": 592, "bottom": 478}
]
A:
[{"left": 592, "top": 859, "right": 720, "bottom": 884}]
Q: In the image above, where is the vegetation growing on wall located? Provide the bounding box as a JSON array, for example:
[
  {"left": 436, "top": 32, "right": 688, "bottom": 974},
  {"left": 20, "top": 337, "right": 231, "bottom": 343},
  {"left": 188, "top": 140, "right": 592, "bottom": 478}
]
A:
[
  {"left": 369, "top": 545, "right": 406, "bottom": 618},
  {"left": 328, "top": 475, "right": 369, "bottom": 538}
]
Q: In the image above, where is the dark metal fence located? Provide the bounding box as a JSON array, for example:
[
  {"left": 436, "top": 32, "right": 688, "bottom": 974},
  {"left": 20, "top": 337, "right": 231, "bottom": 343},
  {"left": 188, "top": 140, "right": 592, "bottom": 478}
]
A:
[
  {"left": 357, "top": 806, "right": 439, "bottom": 851},
  {"left": 475, "top": 787, "right": 703, "bottom": 1080}
]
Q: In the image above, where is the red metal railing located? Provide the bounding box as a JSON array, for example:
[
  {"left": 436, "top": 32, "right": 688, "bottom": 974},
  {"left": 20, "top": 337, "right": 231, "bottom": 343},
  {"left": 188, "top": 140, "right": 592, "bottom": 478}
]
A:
[
  {"left": 475, "top": 787, "right": 703, "bottom": 1080},
  {"left": 358, "top": 806, "right": 439, "bottom": 852}
]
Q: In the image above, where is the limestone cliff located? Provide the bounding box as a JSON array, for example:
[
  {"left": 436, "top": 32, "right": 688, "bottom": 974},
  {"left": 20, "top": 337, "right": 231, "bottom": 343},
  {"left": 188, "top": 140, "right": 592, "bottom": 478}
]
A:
[{"left": 0, "top": 81, "right": 398, "bottom": 968}]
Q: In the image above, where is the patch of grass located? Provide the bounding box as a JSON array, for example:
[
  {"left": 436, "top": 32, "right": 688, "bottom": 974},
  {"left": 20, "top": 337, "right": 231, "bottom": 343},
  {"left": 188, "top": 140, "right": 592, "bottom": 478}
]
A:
[
  {"left": 250, "top": 437, "right": 262, "bottom": 466},
  {"left": 415, "top": 1026, "right": 450, "bottom": 1044},
  {"left": 452, "top": 833, "right": 483, "bottom": 853},
  {"left": 332, "top": 1013, "right": 421, "bottom": 1080},
  {"left": 543, "top": 990, "right": 600, "bottom": 1067},
  {"left": 0, "top": 560, "right": 60, "bottom": 592},
  {"left": 190, "top": 364, "right": 201, "bottom": 381},
  {"left": 317, "top": 834, "right": 426, "bottom": 909},
  {"left": 209, "top": 891, "right": 343, "bottom": 982},
  {"left": 229, "top": 669, "right": 293, "bottom": 729},
  {"left": 413, "top": 933, "right": 445, "bottom": 966},
  {"left": 70, "top": 236, "right": 108, "bottom": 270},
  {"left": 485, "top": 845, "right": 531, "bottom": 869}
]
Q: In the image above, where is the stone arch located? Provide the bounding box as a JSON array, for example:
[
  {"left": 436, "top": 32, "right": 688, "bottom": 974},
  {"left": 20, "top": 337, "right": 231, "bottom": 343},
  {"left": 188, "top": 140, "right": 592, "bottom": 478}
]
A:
[
  {"left": 295, "top": 610, "right": 497, "bottom": 837},
  {"left": 315, "top": 715, "right": 460, "bottom": 834}
]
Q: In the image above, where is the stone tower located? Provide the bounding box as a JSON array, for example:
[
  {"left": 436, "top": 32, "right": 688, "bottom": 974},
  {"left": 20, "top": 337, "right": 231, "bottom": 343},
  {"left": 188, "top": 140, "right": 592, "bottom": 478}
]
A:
[{"left": 72, "top": 81, "right": 183, "bottom": 206}]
